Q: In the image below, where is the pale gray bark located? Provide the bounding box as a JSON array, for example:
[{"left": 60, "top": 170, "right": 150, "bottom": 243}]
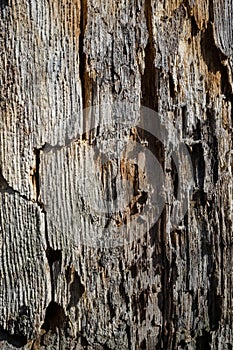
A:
[{"left": 0, "top": 0, "right": 232, "bottom": 349}]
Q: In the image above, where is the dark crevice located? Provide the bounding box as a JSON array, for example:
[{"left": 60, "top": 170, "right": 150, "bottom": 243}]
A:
[
  {"left": 169, "top": 72, "right": 175, "bottom": 99},
  {"left": 190, "top": 15, "right": 199, "bottom": 36},
  {"left": 219, "top": 208, "right": 226, "bottom": 295},
  {"left": 178, "top": 339, "right": 187, "bottom": 348},
  {"left": 208, "top": 0, "right": 214, "bottom": 22},
  {"left": 34, "top": 148, "right": 41, "bottom": 203},
  {"left": 101, "top": 161, "right": 117, "bottom": 202},
  {"left": 41, "top": 302, "right": 66, "bottom": 332},
  {"left": 138, "top": 8, "right": 185, "bottom": 327},
  {"left": 131, "top": 287, "right": 150, "bottom": 325},
  {"left": 201, "top": 23, "right": 231, "bottom": 96},
  {"left": 207, "top": 268, "right": 222, "bottom": 331},
  {"left": 0, "top": 327, "right": 27, "bottom": 348},
  {"left": 206, "top": 107, "right": 219, "bottom": 184},
  {"left": 32, "top": 152, "right": 56, "bottom": 329},
  {"left": 34, "top": 148, "right": 61, "bottom": 305},
  {"left": 139, "top": 288, "right": 149, "bottom": 323},
  {"left": 126, "top": 324, "right": 132, "bottom": 350},
  {"left": 140, "top": 338, "right": 146, "bottom": 349},
  {"left": 201, "top": 219, "right": 212, "bottom": 258},
  {"left": 65, "top": 266, "right": 85, "bottom": 310},
  {"left": 199, "top": 21, "right": 215, "bottom": 61},
  {"left": 159, "top": 209, "right": 177, "bottom": 349},
  {"left": 0, "top": 0, "right": 8, "bottom": 10},
  {"left": 0, "top": 168, "right": 31, "bottom": 202},
  {"left": 171, "top": 158, "right": 178, "bottom": 199},
  {"left": 107, "top": 290, "right": 116, "bottom": 319},
  {"left": 190, "top": 142, "right": 205, "bottom": 191},
  {"left": 181, "top": 105, "right": 187, "bottom": 137},
  {"left": 196, "top": 330, "right": 211, "bottom": 350},
  {"left": 79, "top": 0, "right": 89, "bottom": 110},
  {"left": 46, "top": 247, "right": 62, "bottom": 302},
  {"left": 141, "top": 0, "right": 159, "bottom": 111},
  {"left": 40, "top": 208, "right": 61, "bottom": 303},
  {"left": 80, "top": 334, "right": 89, "bottom": 346},
  {"left": 211, "top": 134, "right": 218, "bottom": 183},
  {"left": 129, "top": 262, "right": 138, "bottom": 278}
]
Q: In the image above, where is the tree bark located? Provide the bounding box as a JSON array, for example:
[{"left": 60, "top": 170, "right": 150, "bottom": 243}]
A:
[{"left": 0, "top": 0, "right": 232, "bottom": 349}]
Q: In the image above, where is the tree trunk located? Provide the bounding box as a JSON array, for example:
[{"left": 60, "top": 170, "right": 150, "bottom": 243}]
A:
[{"left": 0, "top": 1, "right": 232, "bottom": 349}]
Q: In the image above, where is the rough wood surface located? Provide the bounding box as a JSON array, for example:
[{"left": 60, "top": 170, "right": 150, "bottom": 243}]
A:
[{"left": 0, "top": 0, "right": 232, "bottom": 349}]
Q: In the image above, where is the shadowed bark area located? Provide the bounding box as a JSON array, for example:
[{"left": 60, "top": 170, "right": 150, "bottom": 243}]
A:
[{"left": 0, "top": 0, "right": 232, "bottom": 349}]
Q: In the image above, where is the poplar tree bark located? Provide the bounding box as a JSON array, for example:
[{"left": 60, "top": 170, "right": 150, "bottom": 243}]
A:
[{"left": 0, "top": 1, "right": 232, "bottom": 349}]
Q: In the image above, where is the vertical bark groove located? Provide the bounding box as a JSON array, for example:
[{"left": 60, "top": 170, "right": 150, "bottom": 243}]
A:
[{"left": 79, "top": 0, "right": 89, "bottom": 110}]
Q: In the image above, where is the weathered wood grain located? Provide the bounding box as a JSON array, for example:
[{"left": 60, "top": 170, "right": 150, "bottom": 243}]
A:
[{"left": 0, "top": 0, "right": 232, "bottom": 349}]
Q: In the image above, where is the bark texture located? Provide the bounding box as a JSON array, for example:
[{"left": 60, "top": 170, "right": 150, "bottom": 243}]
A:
[{"left": 0, "top": 0, "right": 232, "bottom": 349}]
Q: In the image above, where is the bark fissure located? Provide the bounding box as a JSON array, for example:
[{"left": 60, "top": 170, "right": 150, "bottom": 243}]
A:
[
  {"left": 141, "top": 0, "right": 159, "bottom": 111},
  {"left": 34, "top": 148, "right": 41, "bottom": 204},
  {"left": 33, "top": 147, "right": 60, "bottom": 305},
  {"left": 79, "top": 0, "right": 89, "bottom": 110},
  {"left": 142, "top": 1, "right": 177, "bottom": 348},
  {"left": 0, "top": 169, "right": 30, "bottom": 202},
  {"left": 33, "top": 147, "right": 68, "bottom": 339}
]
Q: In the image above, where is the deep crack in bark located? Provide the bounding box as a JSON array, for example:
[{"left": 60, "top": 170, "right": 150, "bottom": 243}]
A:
[
  {"left": 33, "top": 147, "right": 59, "bottom": 303},
  {"left": 0, "top": 168, "right": 31, "bottom": 202},
  {"left": 79, "top": 0, "right": 88, "bottom": 110}
]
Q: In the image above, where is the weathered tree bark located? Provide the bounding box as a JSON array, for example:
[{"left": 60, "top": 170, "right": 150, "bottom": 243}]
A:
[{"left": 0, "top": 0, "right": 232, "bottom": 349}]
